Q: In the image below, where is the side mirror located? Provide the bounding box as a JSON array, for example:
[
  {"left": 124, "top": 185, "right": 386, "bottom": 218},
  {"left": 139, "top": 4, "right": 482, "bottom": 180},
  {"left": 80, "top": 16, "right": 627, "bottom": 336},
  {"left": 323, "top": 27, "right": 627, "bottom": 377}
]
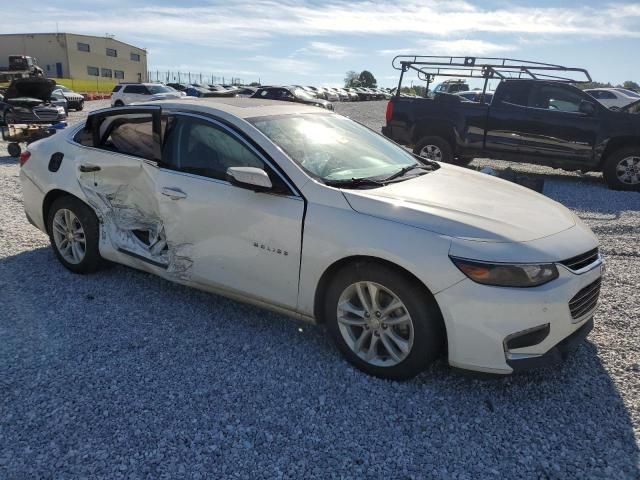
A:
[
  {"left": 579, "top": 100, "right": 596, "bottom": 115},
  {"left": 226, "top": 166, "right": 272, "bottom": 191}
]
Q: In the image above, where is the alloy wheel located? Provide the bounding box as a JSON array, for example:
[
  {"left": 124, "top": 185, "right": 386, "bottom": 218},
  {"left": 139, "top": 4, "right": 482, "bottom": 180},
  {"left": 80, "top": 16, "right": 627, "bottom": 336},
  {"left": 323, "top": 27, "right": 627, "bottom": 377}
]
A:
[
  {"left": 336, "top": 281, "right": 414, "bottom": 367},
  {"left": 616, "top": 156, "right": 640, "bottom": 185},
  {"left": 419, "top": 144, "right": 443, "bottom": 161},
  {"left": 52, "top": 209, "right": 87, "bottom": 264}
]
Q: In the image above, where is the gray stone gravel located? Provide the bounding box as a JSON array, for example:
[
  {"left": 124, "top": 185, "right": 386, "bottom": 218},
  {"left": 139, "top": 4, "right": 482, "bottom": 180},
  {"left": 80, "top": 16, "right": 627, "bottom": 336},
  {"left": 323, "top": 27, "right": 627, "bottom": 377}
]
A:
[{"left": 0, "top": 100, "right": 639, "bottom": 479}]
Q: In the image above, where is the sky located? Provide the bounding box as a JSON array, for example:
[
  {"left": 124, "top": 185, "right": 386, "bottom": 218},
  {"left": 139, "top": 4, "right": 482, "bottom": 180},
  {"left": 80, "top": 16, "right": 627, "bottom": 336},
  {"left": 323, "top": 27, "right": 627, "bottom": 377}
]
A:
[{"left": 3, "top": 0, "right": 640, "bottom": 88}]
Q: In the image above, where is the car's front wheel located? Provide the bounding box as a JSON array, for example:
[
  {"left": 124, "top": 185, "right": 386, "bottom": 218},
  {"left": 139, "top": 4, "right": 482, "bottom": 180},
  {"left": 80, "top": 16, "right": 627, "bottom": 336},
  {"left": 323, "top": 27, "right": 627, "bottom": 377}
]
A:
[
  {"left": 325, "top": 262, "right": 445, "bottom": 380},
  {"left": 47, "top": 196, "right": 103, "bottom": 274},
  {"left": 76, "top": 100, "right": 84, "bottom": 111}
]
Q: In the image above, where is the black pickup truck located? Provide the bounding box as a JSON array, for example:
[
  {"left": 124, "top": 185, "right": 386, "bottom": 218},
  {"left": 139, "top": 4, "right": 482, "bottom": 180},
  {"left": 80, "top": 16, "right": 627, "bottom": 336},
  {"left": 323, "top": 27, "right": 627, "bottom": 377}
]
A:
[{"left": 383, "top": 75, "right": 640, "bottom": 191}]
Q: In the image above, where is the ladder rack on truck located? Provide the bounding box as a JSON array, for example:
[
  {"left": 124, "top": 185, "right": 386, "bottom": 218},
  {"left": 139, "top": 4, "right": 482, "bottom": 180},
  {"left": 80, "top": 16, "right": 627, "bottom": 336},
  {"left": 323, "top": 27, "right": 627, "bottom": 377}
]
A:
[{"left": 391, "top": 55, "right": 592, "bottom": 100}]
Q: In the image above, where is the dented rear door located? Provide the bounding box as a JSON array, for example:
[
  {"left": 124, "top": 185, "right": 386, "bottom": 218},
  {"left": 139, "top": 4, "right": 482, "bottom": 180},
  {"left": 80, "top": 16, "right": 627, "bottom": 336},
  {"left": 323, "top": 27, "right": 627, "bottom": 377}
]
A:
[{"left": 73, "top": 107, "right": 174, "bottom": 272}]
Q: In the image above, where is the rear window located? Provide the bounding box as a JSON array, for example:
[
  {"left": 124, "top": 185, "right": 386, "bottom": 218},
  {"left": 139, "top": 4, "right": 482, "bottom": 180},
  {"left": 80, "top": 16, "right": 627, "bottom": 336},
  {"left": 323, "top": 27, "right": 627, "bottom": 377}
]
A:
[
  {"left": 112, "top": 85, "right": 122, "bottom": 93},
  {"left": 499, "top": 82, "right": 530, "bottom": 106}
]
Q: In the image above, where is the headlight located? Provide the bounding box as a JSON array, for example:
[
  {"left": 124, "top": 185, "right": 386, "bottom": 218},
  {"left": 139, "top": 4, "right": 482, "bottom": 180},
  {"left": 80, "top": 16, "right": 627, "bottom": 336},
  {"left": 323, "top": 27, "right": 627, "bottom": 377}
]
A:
[
  {"left": 56, "top": 106, "right": 66, "bottom": 114},
  {"left": 450, "top": 257, "right": 559, "bottom": 287}
]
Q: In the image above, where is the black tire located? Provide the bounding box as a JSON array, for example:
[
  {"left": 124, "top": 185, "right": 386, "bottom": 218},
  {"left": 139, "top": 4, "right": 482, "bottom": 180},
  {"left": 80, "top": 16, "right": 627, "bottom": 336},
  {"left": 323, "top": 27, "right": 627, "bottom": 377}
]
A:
[
  {"left": 76, "top": 100, "right": 84, "bottom": 111},
  {"left": 113, "top": 100, "right": 124, "bottom": 107},
  {"left": 602, "top": 147, "right": 640, "bottom": 191},
  {"left": 413, "top": 136, "right": 455, "bottom": 164},
  {"left": 8, "top": 142, "right": 21, "bottom": 158},
  {"left": 324, "top": 262, "right": 445, "bottom": 380},
  {"left": 47, "top": 195, "right": 103, "bottom": 274}
]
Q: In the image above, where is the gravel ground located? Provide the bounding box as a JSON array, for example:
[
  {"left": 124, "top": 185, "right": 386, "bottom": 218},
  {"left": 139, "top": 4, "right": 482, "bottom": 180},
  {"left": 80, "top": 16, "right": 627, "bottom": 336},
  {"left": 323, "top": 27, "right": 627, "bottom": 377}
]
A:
[{"left": 1, "top": 100, "right": 639, "bottom": 479}]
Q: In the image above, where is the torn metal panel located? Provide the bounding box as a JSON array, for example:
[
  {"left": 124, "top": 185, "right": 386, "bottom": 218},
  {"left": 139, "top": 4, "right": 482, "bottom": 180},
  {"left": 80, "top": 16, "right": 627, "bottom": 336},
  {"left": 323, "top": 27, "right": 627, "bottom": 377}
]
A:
[{"left": 76, "top": 164, "right": 194, "bottom": 279}]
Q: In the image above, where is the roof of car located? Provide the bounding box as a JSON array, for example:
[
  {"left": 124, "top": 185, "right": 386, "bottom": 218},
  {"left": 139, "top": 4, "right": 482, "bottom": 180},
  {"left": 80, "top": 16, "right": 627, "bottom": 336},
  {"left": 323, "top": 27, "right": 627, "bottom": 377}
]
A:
[{"left": 140, "top": 97, "right": 327, "bottom": 118}]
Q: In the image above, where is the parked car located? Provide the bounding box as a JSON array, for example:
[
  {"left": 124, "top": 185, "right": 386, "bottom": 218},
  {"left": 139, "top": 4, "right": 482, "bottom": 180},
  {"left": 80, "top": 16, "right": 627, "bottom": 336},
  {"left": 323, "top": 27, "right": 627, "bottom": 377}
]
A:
[
  {"left": 384, "top": 79, "right": 640, "bottom": 190},
  {"left": 432, "top": 80, "right": 469, "bottom": 95},
  {"left": 234, "top": 86, "right": 258, "bottom": 97},
  {"left": 19, "top": 98, "right": 602, "bottom": 379},
  {"left": 0, "top": 77, "right": 66, "bottom": 125},
  {"left": 339, "top": 88, "right": 359, "bottom": 101},
  {"left": 52, "top": 84, "right": 85, "bottom": 111},
  {"left": 456, "top": 91, "right": 494, "bottom": 103},
  {"left": 252, "top": 86, "right": 334, "bottom": 110},
  {"left": 111, "top": 83, "right": 183, "bottom": 106},
  {"left": 325, "top": 87, "right": 347, "bottom": 102},
  {"left": 50, "top": 88, "right": 69, "bottom": 114},
  {"left": 584, "top": 88, "right": 640, "bottom": 110},
  {"left": 166, "top": 83, "right": 188, "bottom": 92},
  {"left": 305, "top": 86, "right": 327, "bottom": 100}
]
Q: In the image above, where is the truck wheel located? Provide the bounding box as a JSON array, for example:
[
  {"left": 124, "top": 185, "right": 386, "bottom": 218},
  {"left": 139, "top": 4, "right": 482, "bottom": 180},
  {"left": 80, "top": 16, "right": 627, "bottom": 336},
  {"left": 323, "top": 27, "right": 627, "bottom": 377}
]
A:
[
  {"left": 8, "top": 143, "right": 21, "bottom": 158},
  {"left": 414, "top": 136, "right": 454, "bottom": 164},
  {"left": 602, "top": 147, "right": 640, "bottom": 191}
]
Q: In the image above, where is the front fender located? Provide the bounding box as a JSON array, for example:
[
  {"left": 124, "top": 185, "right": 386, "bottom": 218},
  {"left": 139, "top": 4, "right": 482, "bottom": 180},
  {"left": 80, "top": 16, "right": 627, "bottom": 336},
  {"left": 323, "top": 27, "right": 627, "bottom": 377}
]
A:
[{"left": 297, "top": 202, "right": 464, "bottom": 317}]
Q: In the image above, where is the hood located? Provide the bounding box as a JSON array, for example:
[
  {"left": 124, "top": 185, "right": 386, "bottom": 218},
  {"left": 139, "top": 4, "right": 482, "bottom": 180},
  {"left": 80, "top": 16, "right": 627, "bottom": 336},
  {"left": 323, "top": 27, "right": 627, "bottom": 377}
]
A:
[
  {"left": 5, "top": 78, "right": 56, "bottom": 102},
  {"left": 341, "top": 164, "right": 576, "bottom": 243}
]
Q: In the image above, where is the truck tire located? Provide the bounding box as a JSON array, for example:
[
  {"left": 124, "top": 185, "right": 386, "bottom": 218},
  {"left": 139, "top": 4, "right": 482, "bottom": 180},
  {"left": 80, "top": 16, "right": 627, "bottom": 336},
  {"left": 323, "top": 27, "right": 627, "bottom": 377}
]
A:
[
  {"left": 414, "top": 136, "right": 455, "bottom": 164},
  {"left": 602, "top": 147, "right": 640, "bottom": 191}
]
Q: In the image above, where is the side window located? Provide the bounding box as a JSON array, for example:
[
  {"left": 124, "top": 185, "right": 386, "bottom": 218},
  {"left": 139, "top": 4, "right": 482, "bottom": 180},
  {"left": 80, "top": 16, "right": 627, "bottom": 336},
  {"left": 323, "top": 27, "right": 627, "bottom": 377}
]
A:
[
  {"left": 602, "top": 91, "right": 617, "bottom": 100},
  {"left": 74, "top": 113, "right": 159, "bottom": 161},
  {"left": 586, "top": 91, "right": 600, "bottom": 99},
  {"left": 499, "top": 82, "right": 530, "bottom": 107},
  {"left": 531, "top": 85, "right": 584, "bottom": 112},
  {"left": 259, "top": 89, "right": 273, "bottom": 99},
  {"left": 163, "top": 117, "right": 265, "bottom": 181},
  {"left": 124, "top": 85, "right": 147, "bottom": 95}
]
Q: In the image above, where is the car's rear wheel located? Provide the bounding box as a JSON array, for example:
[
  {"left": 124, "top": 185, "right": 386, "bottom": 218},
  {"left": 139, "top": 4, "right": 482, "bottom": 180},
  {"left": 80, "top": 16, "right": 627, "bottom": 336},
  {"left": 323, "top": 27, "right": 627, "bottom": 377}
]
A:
[
  {"left": 324, "top": 262, "right": 445, "bottom": 380},
  {"left": 47, "top": 196, "right": 103, "bottom": 274},
  {"left": 113, "top": 100, "right": 124, "bottom": 107},
  {"left": 603, "top": 147, "right": 640, "bottom": 191}
]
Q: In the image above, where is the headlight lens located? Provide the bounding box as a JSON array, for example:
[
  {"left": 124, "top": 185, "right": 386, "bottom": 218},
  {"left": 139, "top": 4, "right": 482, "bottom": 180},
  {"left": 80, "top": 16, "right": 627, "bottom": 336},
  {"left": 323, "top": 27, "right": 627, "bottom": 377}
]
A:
[{"left": 450, "top": 257, "right": 559, "bottom": 287}]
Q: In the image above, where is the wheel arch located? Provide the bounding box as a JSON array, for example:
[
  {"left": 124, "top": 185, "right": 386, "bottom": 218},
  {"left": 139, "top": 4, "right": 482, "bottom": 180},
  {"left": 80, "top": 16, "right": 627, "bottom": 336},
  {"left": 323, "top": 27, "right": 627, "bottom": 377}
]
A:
[
  {"left": 42, "top": 189, "right": 87, "bottom": 235},
  {"left": 412, "top": 123, "right": 456, "bottom": 149},
  {"left": 313, "top": 255, "right": 447, "bottom": 338},
  {"left": 598, "top": 137, "right": 640, "bottom": 170}
]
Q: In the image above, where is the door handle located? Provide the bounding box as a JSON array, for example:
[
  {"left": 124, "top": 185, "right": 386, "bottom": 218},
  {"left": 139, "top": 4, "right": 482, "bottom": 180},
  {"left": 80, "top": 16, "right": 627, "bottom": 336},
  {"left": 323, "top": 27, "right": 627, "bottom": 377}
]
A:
[
  {"left": 161, "top": 187, "right": 187, "bottom": 200},
  {"left": 79, "top": 164, "right": 101, "bottom": 172}
]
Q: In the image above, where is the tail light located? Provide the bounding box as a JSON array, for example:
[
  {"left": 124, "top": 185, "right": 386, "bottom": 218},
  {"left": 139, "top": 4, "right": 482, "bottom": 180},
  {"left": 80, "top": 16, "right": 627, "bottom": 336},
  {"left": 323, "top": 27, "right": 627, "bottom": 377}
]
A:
[
  {"left": 19, "top": 150, "right": 31, "bottom": 167},
  {"left": 385, "top": 99, "right": 394, "bottom": 123}
]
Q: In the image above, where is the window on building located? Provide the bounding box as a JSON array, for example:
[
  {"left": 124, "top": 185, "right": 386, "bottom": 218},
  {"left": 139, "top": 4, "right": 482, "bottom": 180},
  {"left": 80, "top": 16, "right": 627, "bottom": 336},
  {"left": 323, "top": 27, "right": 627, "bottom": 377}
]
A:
[
  {"left": 87, "top": 66, "right": 99, "bottom": 76},
  {"left": 130, "top": 53, "right": 141, "bottom": 62},
  {"left": 114, "top": 70, "right": 125, "bottom": 79},
  {"left": 106, "top": 48, "right": 117, "bottom": 57},
  {"left": 78, "top": 42, "right": 90, "bottom": 52},
  {"left": 101, "top": 68, "right": 113, "bottom": 78}
]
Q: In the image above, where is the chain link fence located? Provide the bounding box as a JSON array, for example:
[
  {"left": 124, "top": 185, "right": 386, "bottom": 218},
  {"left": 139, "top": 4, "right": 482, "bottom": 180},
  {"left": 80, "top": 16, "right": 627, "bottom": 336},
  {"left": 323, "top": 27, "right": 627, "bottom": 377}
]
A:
[{"left": 147, "top": 71, "right": 259, "bottom": 86}]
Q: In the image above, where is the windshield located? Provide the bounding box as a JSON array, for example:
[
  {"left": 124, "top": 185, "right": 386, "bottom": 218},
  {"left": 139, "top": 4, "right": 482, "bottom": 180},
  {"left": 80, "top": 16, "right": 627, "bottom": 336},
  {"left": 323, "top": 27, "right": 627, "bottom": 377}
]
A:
[
  {"left": 615, "top": 88, "right": 640, "bottom": 98},
  {"left": 148, "top": 85, "right": 173, "bottom": 94},
  {"left": 56, "top": 85, "right": 70, "bottom": 92},
  {"left": 251, "top": 114, "right": 420, "bottom": 181}
]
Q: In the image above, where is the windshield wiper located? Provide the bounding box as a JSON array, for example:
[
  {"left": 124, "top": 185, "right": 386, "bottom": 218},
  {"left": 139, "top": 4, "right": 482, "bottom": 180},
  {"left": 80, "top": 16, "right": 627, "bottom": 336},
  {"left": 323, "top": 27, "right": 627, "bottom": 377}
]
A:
[
  {"left": 324, "top": 177, "right": 386, "bottom": 188},
  {"left": 381, "top": 163, "right": 433, "bottom": 183}
]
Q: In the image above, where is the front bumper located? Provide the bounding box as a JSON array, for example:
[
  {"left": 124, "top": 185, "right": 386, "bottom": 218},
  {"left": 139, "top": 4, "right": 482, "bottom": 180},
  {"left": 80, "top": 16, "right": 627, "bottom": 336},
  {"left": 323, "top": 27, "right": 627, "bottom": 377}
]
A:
[{"left": 435, "top": 258, "right": 603, "bottom": 375}]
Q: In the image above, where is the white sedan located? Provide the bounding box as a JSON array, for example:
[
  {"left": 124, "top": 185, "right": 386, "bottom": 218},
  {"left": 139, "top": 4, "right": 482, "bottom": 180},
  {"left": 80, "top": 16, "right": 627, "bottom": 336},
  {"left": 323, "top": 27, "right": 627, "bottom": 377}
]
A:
[
  {"left": 18, "top": 98, "right": 603, "bottom": 379},
  {"left": 585, "top": 87, "right": 640, "bottom": 109}
]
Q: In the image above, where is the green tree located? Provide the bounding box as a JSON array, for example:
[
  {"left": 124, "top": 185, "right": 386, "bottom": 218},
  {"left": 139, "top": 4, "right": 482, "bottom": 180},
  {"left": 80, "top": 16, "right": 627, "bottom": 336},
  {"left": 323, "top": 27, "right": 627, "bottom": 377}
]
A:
[
  {"left": 358, "top": 70, "right": 377, "bottom": 88},
  {"left": 622, "top": 80, "right": 640, "bottom": 91},
  {"left": 344, "top": 70, "right": 359, "bottom": 88}
]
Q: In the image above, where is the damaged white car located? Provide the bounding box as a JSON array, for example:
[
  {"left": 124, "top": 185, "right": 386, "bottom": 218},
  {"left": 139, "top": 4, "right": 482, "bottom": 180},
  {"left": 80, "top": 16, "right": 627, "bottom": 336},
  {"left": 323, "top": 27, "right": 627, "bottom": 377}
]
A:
[{"left": 19, "top": 99, "right": 603, "bottom": 379}]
